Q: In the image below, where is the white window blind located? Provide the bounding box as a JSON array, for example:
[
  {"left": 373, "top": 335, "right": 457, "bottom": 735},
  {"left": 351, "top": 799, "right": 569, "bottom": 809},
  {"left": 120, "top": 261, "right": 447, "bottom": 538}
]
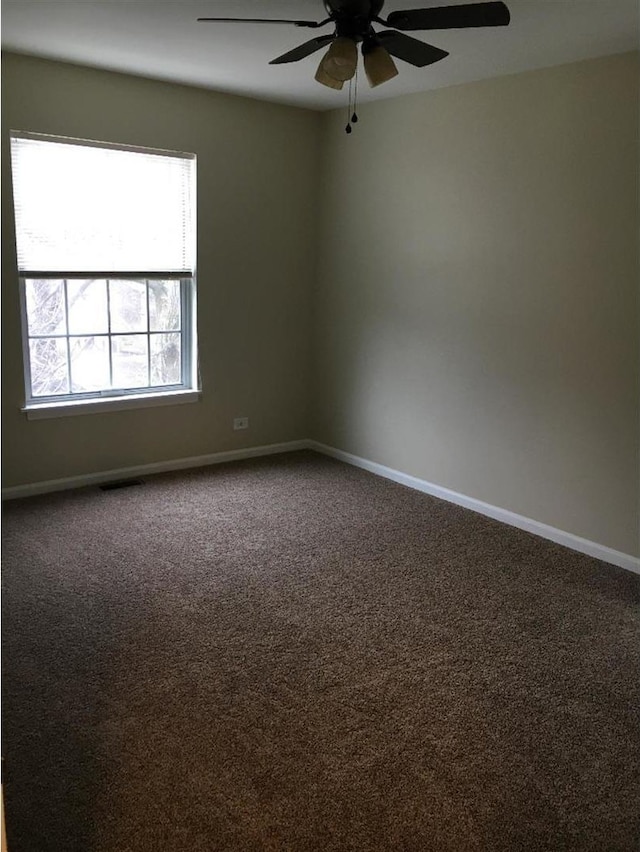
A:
[{"left": 10, "top": 133, "right": 196, "bottom": 273}]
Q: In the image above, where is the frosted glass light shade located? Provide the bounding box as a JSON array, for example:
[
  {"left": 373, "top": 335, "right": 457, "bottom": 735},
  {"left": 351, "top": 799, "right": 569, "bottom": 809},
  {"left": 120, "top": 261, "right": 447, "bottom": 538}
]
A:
[
  {"left": 363, "top": 47, "right": 399, "bottom": 88},
  {"left": 315, "top": 59, "right": 345, "bottom": 89},
  {"left": 321, "top": 37, "right": 358, "bottom": 82}
]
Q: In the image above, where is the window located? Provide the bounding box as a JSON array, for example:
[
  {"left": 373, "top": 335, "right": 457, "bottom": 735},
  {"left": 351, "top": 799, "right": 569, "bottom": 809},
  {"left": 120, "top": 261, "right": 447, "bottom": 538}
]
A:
[{"left": 10, "top": 132, "right": 198, "bottom": 417}]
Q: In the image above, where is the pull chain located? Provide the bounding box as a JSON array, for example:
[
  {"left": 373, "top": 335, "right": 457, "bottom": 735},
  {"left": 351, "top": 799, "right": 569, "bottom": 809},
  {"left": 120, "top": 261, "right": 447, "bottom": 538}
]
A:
[
  {"left": 345, "top": 69, "right": 359, "bottom": 134},
  {"left": 352, "top": 68, "right": 359, "bottom": 125}
]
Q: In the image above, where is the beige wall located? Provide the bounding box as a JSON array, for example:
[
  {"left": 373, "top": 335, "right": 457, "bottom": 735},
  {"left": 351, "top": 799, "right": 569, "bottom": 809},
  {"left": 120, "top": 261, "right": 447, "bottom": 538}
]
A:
[
  {"left": 3, "top": 51, "right": 638, "bottom": 558},
  {"left": 313, "top": 52, "right": 639, "bottom": 556},
  {"left": 1, "top": 53, "right": 320, "bottom": 487}
]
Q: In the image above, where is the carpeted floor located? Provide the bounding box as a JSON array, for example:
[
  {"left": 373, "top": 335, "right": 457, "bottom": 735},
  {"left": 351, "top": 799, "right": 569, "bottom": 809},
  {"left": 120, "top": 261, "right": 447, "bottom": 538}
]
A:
[{"left": 2, "top": 450, "right": 639, "bottom": 851}]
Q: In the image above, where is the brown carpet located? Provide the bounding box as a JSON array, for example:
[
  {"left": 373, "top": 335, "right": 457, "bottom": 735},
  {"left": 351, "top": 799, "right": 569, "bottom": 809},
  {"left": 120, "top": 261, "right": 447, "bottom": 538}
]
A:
[{"left": 2, "top": 449, "right": 639, "bottom": 851}]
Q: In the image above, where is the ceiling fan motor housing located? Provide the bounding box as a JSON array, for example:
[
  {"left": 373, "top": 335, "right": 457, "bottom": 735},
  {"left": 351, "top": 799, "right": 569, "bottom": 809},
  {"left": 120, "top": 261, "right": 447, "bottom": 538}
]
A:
[
  {"left": 323, "top": 0, "right": 385, "bottom": 17},
  {"left": 324, "top": 0, "right": 384, "bottom": 42}
]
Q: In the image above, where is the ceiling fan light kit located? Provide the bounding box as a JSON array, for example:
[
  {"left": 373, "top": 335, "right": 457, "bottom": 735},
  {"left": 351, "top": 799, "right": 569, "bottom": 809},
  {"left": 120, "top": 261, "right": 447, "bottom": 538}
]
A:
[{"left": 198, "top": 1, "right": 511, "bottom": 128}]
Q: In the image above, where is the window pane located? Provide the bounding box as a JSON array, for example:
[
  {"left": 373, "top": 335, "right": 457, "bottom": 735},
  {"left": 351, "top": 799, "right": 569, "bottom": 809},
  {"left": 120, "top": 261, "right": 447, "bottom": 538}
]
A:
[
  {"left": 25, "top": 279, "right": 66, "bottom": 336},
  {"left": 67, "top": 279, "right": 108, "bottom": 335},
  {"left": 112, "top": 335, "right": 148, "bottom": 389},
  {"left": 29, "top": 337, "right": 69, "bottom": 396},
  {"left": 149, "top": 280, "right": 180, "bottom": 331},
  {"left": 150, "top": 333, "right": 181, "bottom": 386},
  {"left": 109, "top": 280, "right": 147, "bottom": 333},
  {"left": 70, "top": 336, "right": 110, "bottom": 393},
  {"left": 22, "top": 276, "right": 193, "bottom": 404}
]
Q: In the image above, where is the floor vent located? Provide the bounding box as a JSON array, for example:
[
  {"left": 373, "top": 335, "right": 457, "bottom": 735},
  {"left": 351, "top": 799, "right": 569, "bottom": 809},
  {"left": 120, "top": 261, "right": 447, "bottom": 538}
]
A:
[{"left": 99, "top": 478, "right": 144, "bottom": 491}]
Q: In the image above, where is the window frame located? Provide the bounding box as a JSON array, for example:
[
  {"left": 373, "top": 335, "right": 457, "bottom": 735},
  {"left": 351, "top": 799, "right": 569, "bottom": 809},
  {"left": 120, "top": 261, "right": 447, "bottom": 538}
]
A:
[{"left": 10, "top": 131, "right": 199, "bottom": 418}]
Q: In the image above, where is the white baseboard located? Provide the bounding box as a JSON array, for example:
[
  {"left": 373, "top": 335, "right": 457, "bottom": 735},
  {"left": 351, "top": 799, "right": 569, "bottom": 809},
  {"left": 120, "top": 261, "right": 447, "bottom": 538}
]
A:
[
  {"left": 4, "top": 437, "right": 638, "bottom": 576},
  {"left": 1, "top": 440, "right": 308, "bottom": 501},
  {"left": 308, "top": 441, "right": 640, "bottom": 576}
]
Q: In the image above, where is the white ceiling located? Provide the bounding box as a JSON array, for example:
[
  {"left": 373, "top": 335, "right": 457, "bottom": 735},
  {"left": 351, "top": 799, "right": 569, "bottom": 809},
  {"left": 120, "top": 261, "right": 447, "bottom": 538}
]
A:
[{"left": 2, "top": 1, "right": 638, "bottom": 110}]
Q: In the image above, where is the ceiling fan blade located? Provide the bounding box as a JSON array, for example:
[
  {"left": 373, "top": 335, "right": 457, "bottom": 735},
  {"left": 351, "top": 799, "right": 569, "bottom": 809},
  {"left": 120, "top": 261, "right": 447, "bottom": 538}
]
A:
[
  {"left": 387, "top": 2, "right": 510, "bottom": 31},
  {"left": 197, "top": 18, "right": 327, "bottom": 29},
  {"left": 375, "top": 31, "right": 448, "bottom": 67},
  {"left": 270, "top": 35, "right": 336, "bottom": 65}
]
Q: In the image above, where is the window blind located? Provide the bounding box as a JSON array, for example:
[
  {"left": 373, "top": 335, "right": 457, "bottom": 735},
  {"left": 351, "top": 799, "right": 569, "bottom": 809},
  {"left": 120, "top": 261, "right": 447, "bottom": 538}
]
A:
[{"left": 10, "top": 134, "right": 196, "bottom": 273}]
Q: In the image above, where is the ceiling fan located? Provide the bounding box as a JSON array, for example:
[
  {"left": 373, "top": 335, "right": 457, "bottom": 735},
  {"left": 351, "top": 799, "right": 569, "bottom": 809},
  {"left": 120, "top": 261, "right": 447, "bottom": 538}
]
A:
[{"left": 198, "top": 1, "right": 511, "bottom": 90}]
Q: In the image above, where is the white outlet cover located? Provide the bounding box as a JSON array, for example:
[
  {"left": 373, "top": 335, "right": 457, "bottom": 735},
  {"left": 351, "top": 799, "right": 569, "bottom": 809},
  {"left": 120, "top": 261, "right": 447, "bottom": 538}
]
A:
[{"left": 233, "top": 417, "right": 249, "bottom": 430}]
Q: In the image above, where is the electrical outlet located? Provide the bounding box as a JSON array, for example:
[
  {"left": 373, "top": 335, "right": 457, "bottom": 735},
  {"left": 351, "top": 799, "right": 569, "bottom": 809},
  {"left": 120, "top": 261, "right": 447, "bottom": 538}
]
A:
[{"left": 233, "top": 416, "right": 249, "bottom": 431}]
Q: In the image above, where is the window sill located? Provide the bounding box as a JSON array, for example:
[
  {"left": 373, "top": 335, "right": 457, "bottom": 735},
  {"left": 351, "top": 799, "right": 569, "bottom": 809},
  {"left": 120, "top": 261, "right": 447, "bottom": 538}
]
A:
[{"left": 22, "top": 389, "right": 201, "bottom": 420}]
